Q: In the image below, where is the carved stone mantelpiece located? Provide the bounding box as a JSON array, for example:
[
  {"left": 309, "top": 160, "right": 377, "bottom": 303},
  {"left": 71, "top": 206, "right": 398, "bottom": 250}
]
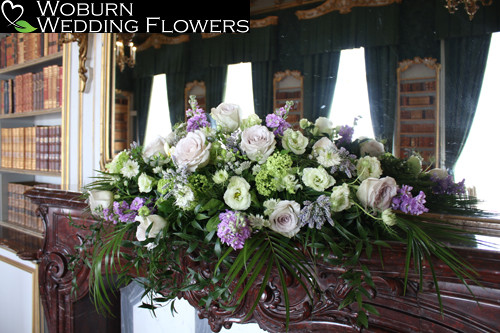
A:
[{"left": 25, "top": 188, "right": 500, "bottom": 333}]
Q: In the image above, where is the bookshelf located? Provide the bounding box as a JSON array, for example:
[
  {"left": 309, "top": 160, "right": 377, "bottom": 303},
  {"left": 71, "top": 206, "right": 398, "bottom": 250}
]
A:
[
  {"left": 395, "top": 57, "right": 441, "bottom": 167},
  {"left": 0, "top": 33, "right": 64, "bottom": 237},
  {"left": 273, "top": 70, "right": 303, "bottom": 129}
]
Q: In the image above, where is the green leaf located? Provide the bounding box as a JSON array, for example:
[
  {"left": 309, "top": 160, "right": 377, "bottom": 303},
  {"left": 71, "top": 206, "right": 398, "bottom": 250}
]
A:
[
  {"left": 206, "top": 215, "right": 220, "bottom": 232},
  {"left": 14, "top": 20, "right": 37, "bottom": 33}
]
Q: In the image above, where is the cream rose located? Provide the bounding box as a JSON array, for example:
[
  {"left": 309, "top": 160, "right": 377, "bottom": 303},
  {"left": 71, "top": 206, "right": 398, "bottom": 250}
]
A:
[
  {"left": 240, "top": 125, "right": 276, "bottom": 164},
  {"left": 359, "top": 139, "right": 385, "bottom": 157},
  {"left": 281, "top": 128, "right": 309, "bottom": 155},
  {"left": 302, "top": 167, "right": 336, "bottom": 192},
  {"left": 172, "top": 130, "right": 211, "bottom": 172},
  {"left": 211, "top": 102, "right": 241, "bottom": 133},
  {"left": 138, "top": 173, "right": 155, "bottom": 193},
  {"left": 88, "top": 190, "right": 113, "bottom": 215},
  {"left": 329, "top": 183, "right": 352, "bottom": 212},
  {"left": 143, "top": 136, "right": 166, "bottom": 159},
  {"left": 356, "top": 177, "right": 398, "bottom": 212},
  {"left": 135, "top": 214, "right": 167, "bottom": 242},
  {"left": 356, "top": 156, "right": 382, "bottom": 181},
  {"left": 223, "top": 176, "right": 252, "bottom": 211},
  {"left": 313, "top": 117, "right": 334, "bottom": 136},
  {"left": 269, "top": 200, "right": 301, "bottom": 238}
]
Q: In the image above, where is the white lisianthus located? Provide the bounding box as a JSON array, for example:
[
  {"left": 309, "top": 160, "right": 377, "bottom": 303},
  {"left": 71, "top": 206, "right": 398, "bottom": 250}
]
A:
[
  {"left": 143, "top": 136, "right": 166, "bottom": 159},
  {"left": 248, "top": 214, "right": 270, "bottom": 230},
  {"left": 88, "top": 190, "right": 113, "bottom": 215},
  {"left": 172, "top": 130, "right": 211, "bottom": 172},
  {"left": 312, "top": 137, "right": 341, "bottom": 167},
  {"left": 381, "top": 209, "right": 397, "bottom": 226},
  {"left": 299, "top": 118, "right": 312, "bottom": 129},
  {"left": 211, "top": 102, "right": 241, "bottom": 133},
  {"left": 302, "top": 167, "right": 336, "bottom": 192},
  {"left": 174, "top": 185, "right": 195, "bottom": 210},
  {"left": 313, "top": 117, "right": 334, "bottom": 136},
  {"left": 240, "top": 114, "right": 262, "bottom": 129},
  {"left": 269, "top": 200, "right": 301, "bottom": 238},
  {"left": 281, "top": 128, "right": 309, "bottom": 155},
  {"left": 138, "top": 173, "right": 155, "bottom": 193},
  {"left": 356, "top": 156, "right": 382, "bottom": 181},
  {"left": 213, "top": 169, "right": 229, "bottom": 184},
  {"left": 278, "top": 174, "right": 302, "bottom": 194},
  {"left": 121, "top": 159, "right": 140, "bottom": 179},
  {"left": 356, "top": 177, "right": 398, "bottom": 212},
  {"left": 135, "top": 214, "right": 167, "bottom": 243},
  {"left": 329, "top": 183, "right": 352, "bottom": 212},
  {"left": 223, "top": 176, "right": 252, "bottom": 211},
  {"left": 240, "top": 125, "right": 276, "bottom": 164},
  {"left": 359, "top": 139, "right": 385, "bottom": 157},
  {"left": 263, "top": 198, "right": 280, "bottom": 216}
]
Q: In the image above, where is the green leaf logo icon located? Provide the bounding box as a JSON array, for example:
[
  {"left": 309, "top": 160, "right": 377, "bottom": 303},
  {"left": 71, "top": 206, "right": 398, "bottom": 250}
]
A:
[{"left": 14, "top": 20, "right": 37, "bottom": 32}]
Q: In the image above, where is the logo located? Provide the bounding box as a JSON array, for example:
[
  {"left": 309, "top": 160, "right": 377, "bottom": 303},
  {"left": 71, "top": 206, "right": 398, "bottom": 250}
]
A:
[{"left": 1, "top": 0, "right": 37, "bottom": 32}]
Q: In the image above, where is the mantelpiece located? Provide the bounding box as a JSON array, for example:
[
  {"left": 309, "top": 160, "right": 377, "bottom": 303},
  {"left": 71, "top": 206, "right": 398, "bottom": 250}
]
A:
[{"left": 22, "top": 187, "right": 500, "bottom": 333}]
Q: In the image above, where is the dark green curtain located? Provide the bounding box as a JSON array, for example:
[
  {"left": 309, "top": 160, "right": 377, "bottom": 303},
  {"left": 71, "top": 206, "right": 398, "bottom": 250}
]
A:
[
  {"left": 303, "top": 52, "right": 341, "bottom": 120},
  {"left": 205, "top": 66, "right": 228, "bottom": 111},
  {"left": 364, "top": 45, "right": 398, "bottom": 150},
  {"left": 252, "top": 61, "right": 274, "bottom": 118},
  {"left": 166, "top": 72, "right": 187, "bottom": 126},
  {"left": 133, "top": 76, "right": 153, "bottom": 145},
  {"left": 444, "top": 34, "right": 491, "bottom": 170}
]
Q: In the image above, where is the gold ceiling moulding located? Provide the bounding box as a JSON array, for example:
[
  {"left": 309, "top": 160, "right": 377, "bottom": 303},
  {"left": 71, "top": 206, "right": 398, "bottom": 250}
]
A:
[
  {"left": 445, "top": 0, "right": 493, "bottom": 21},
  {"left": 135, "top": 34, "right": 190, "bottom": 51},
  {"left": 202, "top": 16, "right": 279, "bottom": 39},
  {"left": 296, "top": 0, "right": 402, "bottom": 19},
  {"left": 59, "top": 33, "right": 88, "bottom": 92},
  {"left": 398, "top": 57, "right": 441, "bottom": 73}
]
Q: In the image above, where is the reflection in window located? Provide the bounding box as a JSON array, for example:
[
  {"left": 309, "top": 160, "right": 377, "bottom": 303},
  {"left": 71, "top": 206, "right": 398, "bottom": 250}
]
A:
[
  {"left": 224, "top": 62, "right": 256, "bottom": 119},
  {"left": 329, "top": 47, "right": 374, "bottom": 140},
  {"left": 454, "top": 32, "right": 500, "bottom": 212},
  {"left": 144, "top": 74, "right": 172, "bottom": 146}
]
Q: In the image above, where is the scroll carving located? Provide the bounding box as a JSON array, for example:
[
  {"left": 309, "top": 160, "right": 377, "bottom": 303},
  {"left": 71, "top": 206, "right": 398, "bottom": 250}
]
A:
[{"left": 296, "top": 0, "right": 402, "bottom": 18}]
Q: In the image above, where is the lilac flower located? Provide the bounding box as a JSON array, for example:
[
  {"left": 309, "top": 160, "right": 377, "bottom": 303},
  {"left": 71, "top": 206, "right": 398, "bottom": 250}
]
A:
[
  {"left": 217, "top": 210, "right": 252, "bottom": 250},
  {"left": 329, "top": 147, "right": 357, "bottom": 178},
  {"left": 391, "top": 185, "right": 429, "bottom": 215},
  {"left": 431, "top": 175, "right": 466, "bottom": 195},
  {"left": 113, "top": 201, "right": 138, "bottom": 223},
  {"left": 130, "top": 197, "right": 146, "bottom": 211},
  {"left": 337, "top": 125, "right": 354, "bottom": 144},
  {"left": 298, "top": 195, "right": 334, "bottom": 229},
  {"left": 186, "top": 113, "right": 210, "bottom": 132},
  {"left": 266, "top": 113, "right": 282, "bottom": 128}
]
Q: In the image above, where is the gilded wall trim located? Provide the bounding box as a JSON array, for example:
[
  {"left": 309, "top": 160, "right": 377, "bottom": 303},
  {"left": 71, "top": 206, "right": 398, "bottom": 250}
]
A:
[
  {"left": 136, "top": 34, "right": 190, "bottom": 51},
  {"left": 296, "top": 0, "right": 402, "bottom": 18},
  {"left": 201, "top": 16, "right": 278, "bottom": 39}
]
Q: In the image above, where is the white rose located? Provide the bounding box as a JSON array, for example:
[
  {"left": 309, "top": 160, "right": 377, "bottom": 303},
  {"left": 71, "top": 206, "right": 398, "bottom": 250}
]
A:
[
  {"left": 312, "top": 137, "right": 341, "bottom": 167},
  {"left": 143, "top": 136, "right": 166, "bottom": 159},
  {"left": 313, "top": 117, "right": 333, "bottom": 136},
  {"left": 135, "top": 214, "right": 167, "bottom": 242},
  {"left": 302, "top": 167, "right": 336, "bottom": 192},
  {"left": 88, "top": 190, "right": 113, "bottom": 215},
  {"left": 359, "top": 139, "right": 385, "bottom": 157},
  {"left": 427, "top": 168, "right": 448, "bottom": 180},
  {"left": 356, "top": 177, "right": 398, "bottom": 212},
  {"left": 223, "top": 176, "right": 252, "bottom": 211},
  {"left": 138, "top": 173, "right": 155, "bottom": 193},
  {"left": 172, "top": 130, "right": 211, "bottom": 172},
  {"left": 356, "top": 156, "right": 382, "bottom": 181},
  {"left": 269, "top": 200, "right": 301, "bottom": 238},
  {"left": 281, "top": 128, "right": 309, "bottom": 155},
  {"left": 240, "top": 125, "right": 276, "bottom": 164},
  {"left": 330, "top": 183, "right": 352, "bottom": 212},
  {"left": 211, "top": 102, "right": 241, "bottom": 133}
]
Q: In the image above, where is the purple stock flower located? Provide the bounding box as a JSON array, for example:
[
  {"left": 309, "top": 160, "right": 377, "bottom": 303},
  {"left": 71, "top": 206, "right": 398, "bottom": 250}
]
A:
[
  {"left": 391, "top": 185, "right": 429, "bottom": 215},
  {"left": 217, "top": 210, "right": 252, "bottom": 250},
  {"left": 338, "top": 125, "right": 354, "bottom": 144},
  {"left": 186, "top": 113, "right": 210, "bottom": 132},
  {"left": 130, "top": 197, "right": 146, "bottom": 210},
  {"left": 431, "top": 175, "right": 466, "bottom": 195},
  {"left": 113, "top": 200, "right": 137, "bottom": 223}
]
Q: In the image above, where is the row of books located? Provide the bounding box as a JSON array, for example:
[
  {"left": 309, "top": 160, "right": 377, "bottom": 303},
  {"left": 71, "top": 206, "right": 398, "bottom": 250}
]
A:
[
  {"left": 1, "top": 33, "right": 62, "bottom": 68},
  {"left": 400, "top": 109, "right": 435, "bottom": 120},
  {"left": 400, "top": 136, "right": 436, "bottom": 148},
  {"left": 275, "top": 90, "right": 301, "bottom": 100},
  {"left": 400, "top": 123, "right": 435, "bottom": 134},
  {"left": 400, "top": 95, "right": 435, "bottom": 107},
  {"left": 400, "top": 81, "right": 436, "bottom": 93},
  {"left": 1, "top": 64, "right": 63, "bottom": 114},
  {"left": 7, "top": 182, "right": 60, "bottom": 234},
  {"left": 1, "top": 126, "right": 62, "bottom": 172}
]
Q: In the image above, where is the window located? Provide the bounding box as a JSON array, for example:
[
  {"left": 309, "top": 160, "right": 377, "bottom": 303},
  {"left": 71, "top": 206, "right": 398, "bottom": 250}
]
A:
[
  {"left": 144, "top": 74, "right": 171, "bottom": 146},
  {"left": 224, "top": 62, "right": 256, "bottom": 119},
  {"left": 454, "top": 32, "right": 500, "bottom": 212},
  {"left": 329, "top": 47, "right": 374, "bottom": 140}
]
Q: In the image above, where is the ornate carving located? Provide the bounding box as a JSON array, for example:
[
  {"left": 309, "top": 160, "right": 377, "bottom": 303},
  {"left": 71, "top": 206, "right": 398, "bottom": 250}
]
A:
[
  {"left": 136, "top": 33, "right": 190, "bottom": 51},
  {"left": 296, "top": 0, "right": 402, "bottom": 18},
  {"left": 398, "top": 57, "right": 441, "bottom": 72},
  {"left": 59, "top": 33, "right": 88, "bottom": 92}
]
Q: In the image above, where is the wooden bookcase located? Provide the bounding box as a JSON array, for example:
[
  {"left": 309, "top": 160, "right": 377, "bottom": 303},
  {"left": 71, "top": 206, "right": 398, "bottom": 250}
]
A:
[
  {"left": 0, "top": 33, "right": 64, "bottom": 237},
  {"left": 395, "top": 57, "right": 441, "bottom": 167},
  {"left": 273, "top": 70, "right": 303, "bottom": 129}
]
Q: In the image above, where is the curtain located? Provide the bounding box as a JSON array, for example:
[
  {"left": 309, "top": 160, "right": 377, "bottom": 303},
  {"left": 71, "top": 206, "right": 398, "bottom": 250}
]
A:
[
  {"left": 205, "top": 66, "right": 228, "bottom": 110},
  {"left": 134, "top": 76, "right": 153, "bottom": 145},
  {"left": 252, "top": 61, "right": 274, "bottom": 118},
  {"left": 302, "top": 52, "right": 341, "bottom": 120},
  {"left": 166, "top": 72, "right": 187, "bottom": 127},
  {"left": 364, "top": 45, "right": 398, "bottom": 151},
  {"left": 444, "top": 34, "right": 491, "bottom": 170}
]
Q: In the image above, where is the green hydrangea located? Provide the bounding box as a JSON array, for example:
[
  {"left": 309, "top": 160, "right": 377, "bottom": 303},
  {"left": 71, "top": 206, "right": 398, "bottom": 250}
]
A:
[
  {"left": 188, "top": 174, "right": 212, "bottom": 194},
  {"left": 157, "top": 178, "right": 173, "bottom": 195},
  {"left": 255, "top": 153, "right": 294, "bottom": 196},
  {"left": 105, "top": 151, "right": 129, "bottom": 174}
]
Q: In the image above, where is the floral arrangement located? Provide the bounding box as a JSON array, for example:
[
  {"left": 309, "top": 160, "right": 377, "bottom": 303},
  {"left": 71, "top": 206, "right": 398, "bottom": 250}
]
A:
[{"left": 80, "top": 96, "right": 479, "bottom": 329}]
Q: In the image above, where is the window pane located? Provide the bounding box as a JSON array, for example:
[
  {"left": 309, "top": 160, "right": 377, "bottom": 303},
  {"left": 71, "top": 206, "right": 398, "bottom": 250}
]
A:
[
  {"left": 223, "top": 62, "right": 255, "bottom": 119},
  {"left": 144, "top": 74, "right": 171, "bottom": 146},
  {"left": 329, "top": 47, "right": 374, "bottom": 140},
  {"left": 454, "top": 32, "right": 500, "bottom": 212}
]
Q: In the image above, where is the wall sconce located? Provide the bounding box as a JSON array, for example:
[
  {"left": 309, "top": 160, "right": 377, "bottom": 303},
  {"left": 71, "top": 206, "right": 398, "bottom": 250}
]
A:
[
  {"left": 445, "top": 0, "right": 493, "bottom": 20},
  {"left": 116, "top": 33, "right": 136, "bottom": 72}
]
